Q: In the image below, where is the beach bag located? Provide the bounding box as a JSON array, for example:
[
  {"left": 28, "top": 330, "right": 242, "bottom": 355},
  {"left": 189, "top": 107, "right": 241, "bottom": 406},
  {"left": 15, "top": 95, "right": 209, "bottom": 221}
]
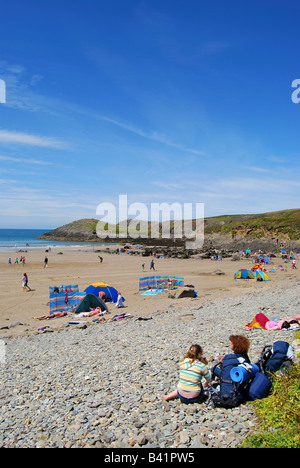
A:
[{"left": 246, "top": 372, "right": 272, "bottom": 401}]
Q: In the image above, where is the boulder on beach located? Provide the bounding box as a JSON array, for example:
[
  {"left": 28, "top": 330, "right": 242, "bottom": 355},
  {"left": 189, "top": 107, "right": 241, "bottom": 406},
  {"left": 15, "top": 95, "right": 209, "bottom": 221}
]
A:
[{"left": 175, "top": 286, "right": 195, "bottom": 299}]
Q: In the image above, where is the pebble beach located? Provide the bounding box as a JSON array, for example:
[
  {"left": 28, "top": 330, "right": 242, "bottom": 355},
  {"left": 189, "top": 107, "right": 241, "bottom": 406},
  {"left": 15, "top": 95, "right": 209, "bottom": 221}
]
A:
[{"left": 1, "top": 248, "right": 299, "bottom": 448}]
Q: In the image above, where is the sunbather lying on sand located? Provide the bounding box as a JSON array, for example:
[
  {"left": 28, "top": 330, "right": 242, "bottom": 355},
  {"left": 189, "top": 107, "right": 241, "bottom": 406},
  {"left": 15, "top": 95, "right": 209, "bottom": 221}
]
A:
[
  {"left": 76, "top": 308, "right": 107, "bottom": 317},
  {"left": 33, "top": 311, "right": 67, "bottom": 320},
  {"left": 244, "top": 312, "right": 300, "bottom": 330}
]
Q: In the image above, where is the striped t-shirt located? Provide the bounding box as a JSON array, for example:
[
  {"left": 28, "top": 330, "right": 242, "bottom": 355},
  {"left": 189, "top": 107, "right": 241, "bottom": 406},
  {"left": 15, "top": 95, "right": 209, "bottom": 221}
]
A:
[{"left": 177, "top": 358, "right": 211, "bottom": 392}]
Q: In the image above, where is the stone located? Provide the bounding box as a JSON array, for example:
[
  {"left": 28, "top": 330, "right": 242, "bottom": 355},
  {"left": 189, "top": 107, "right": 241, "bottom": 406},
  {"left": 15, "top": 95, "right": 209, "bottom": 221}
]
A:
[
  {"left": 0, "top": 283, "right": 297, "bottom": 448},
  {"left": 175, "top": 287, "right": 195, "bottom": 299}
]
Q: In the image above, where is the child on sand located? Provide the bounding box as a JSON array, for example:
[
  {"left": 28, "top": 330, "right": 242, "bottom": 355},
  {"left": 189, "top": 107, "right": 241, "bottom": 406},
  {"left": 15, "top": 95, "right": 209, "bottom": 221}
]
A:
[{"left": 162, "top": 344, "right": 211, "bottom": 404}]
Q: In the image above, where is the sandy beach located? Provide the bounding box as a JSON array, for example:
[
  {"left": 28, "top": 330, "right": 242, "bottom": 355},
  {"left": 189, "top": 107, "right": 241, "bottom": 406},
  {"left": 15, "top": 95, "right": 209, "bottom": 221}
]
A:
[{"left": 1, "top": 247, "right": 299, "bottom": 337}]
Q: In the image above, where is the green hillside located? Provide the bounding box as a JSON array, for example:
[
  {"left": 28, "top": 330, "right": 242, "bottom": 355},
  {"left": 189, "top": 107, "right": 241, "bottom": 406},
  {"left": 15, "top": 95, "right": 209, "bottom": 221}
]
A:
[
  {"left": 204, "top": 209, "right": 300, "bottom": 240},
  {"left": 38, "top": 208, "right": 300, "bottom": 243}
]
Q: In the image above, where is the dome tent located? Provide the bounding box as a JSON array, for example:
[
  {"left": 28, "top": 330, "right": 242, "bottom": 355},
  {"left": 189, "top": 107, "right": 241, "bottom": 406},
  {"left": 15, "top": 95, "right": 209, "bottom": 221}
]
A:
[
  {"left": 84, "top": 282, "right": 118, "bottom": 302},
  {"left": 256, "top": 270, "right": 271, "bottom": 281},
  {"left": 234, "top": 269, "right": 255, "bottom": 279},
  {"left": 74, "top": 293, "right": 108, "bottom": 313}
]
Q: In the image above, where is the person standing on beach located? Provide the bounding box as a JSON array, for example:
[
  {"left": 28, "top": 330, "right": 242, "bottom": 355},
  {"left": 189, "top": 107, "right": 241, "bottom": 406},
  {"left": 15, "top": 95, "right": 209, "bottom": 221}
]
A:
[
  {"left": 22, "top": 273, "right": 32, "bottom": 292},
  {"left": 150, "top": 259, "right": 155, "bottom": 271},
  {"left": 44, "top": 256, "right": 48, "bottom": 268},
  {"left": 116, "top": 292, "right": 125, "bottom": 308}
]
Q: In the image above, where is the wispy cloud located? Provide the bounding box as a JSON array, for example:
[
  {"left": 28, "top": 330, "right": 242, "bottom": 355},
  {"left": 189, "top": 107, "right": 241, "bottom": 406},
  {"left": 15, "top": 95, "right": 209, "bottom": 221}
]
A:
[
  {"left": 1, "top": 61, "right": 205, "bottom": 156},
  {"left": 0, "top": 130, "right": 67, "bottom": 149},
  {"left": 267, "top": 155, "right": 288, "bottom": 164},
  {"left": 242, "top": 165, "right": 274, "bottom": 174},
  {"left": 152, "top": 181, "right": 186, "bottom": 190},
  {"left": 99, "top": 116, "right": 205, "bottom": 155},
  {"left": 0, "top": 155, "right": 53, "bottom": 166}
]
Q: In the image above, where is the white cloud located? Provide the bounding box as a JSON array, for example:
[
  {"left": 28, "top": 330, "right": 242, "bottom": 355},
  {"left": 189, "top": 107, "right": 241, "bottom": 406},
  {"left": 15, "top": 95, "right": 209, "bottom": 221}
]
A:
[
  {"left": 0, "top": 155, "right": 53, "bottom": 165},
  {"left": 242, "top": 166, "right": 274, "bottom": 174},
  {"left": 0, "top": 130, "right": 67, "bottom": 149}
]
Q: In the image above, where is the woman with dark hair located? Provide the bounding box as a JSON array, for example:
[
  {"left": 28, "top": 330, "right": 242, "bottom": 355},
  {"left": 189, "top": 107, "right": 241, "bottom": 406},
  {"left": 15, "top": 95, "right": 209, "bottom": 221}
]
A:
[
  {"left": 211, "top": 335, "right": 251, "bottom": 408},
  {"left": 162, "top": 344, "right": 211, "bottom": 404}
]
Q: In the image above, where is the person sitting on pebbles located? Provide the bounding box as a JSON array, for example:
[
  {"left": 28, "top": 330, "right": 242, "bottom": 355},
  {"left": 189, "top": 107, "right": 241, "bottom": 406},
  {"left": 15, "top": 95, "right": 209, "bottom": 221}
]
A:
[{"left": 162, "top": 344, "right": 211, "bottom": 404}]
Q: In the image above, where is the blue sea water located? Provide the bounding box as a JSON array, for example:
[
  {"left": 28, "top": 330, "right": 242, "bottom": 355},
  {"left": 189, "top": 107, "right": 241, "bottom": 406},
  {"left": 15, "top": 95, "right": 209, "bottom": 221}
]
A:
[
  {"left": 0, "top": 229, "right": 108, "bottom": 251},
  {"left": 0, "top": 229, "right": 48, "bottom": 249}
]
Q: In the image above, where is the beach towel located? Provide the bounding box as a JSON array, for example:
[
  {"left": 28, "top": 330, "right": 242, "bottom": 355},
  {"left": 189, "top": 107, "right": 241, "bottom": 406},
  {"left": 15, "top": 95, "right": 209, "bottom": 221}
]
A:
[
  {"left": 244, "top": 313, "right": 270, "bottom": 330},
  {"left": 141, "top": 289, "right": 162, "bottom": 295}
]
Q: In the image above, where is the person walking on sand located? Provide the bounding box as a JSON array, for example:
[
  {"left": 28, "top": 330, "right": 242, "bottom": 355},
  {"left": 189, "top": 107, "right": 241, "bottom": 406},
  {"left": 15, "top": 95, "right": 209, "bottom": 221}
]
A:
[
  {"left": 150, "top": 259, "right": 155, "bottom": 271},
  {"left": 22, "top": 273, "right": 32, "bottom": 292},
  {"left": 44, "top": 256, "right": 48, "bottom": 268}
]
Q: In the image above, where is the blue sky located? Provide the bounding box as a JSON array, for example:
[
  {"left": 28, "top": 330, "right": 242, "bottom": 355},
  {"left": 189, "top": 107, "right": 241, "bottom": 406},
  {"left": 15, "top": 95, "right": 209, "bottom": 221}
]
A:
[{"left": 0, "top": 0, "right": 300, "bottom": 228}]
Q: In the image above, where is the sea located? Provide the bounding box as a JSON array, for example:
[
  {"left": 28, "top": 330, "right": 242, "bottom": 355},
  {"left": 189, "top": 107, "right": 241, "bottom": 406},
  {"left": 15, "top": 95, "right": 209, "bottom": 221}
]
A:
[{"left": 0, "top": 229, "right": 110, "bottom": 252}]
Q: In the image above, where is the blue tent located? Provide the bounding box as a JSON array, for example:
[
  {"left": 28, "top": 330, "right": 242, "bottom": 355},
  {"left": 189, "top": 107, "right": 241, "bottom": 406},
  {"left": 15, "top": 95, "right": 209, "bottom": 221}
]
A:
[
  {"left": 256, "top": 270, "right": 271, "bottom": 281},
  {"left": 84, "top": 282, "right": 118, "bottom": 302},
  {"left": 234, "top": 269, "right": 255, "bottom": 279}
]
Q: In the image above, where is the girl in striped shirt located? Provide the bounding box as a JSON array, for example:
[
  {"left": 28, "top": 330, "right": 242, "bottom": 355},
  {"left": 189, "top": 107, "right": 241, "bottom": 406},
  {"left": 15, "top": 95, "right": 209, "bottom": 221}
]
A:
[{"left": 162, "top": 344, "right": 211, "bottom": 404}]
